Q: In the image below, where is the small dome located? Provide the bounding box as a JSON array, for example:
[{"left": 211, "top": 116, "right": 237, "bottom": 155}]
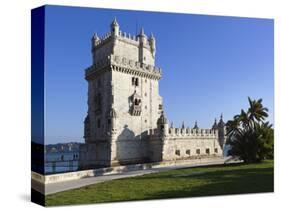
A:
[
  {"left": 111, "top": 17, "right": 119, "bottom": 27},
  {"left": 218, "top": 114, "right": 225, "bottom": 127},
  {"left": 157, "top": 111, "right": 167, "bottom": 125},
  {"left": 138, "top": 27, "right": 147, "bottom": 38},
  {"left": 193, "top": 121, "right": 199, "bottom": 130},
  {"left": 149, "top": 32, "right": 155, "bottom": 40},
  {"left": 92, "top": 33, "right": 99, "bottom": 41},
  {"left": 212, "top": 118, "right": 218, "bottom": 129}
]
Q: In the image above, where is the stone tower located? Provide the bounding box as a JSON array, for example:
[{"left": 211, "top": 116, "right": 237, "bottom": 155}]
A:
[{"left": 80, "top": 18, "right": 163, "bottom": 168}]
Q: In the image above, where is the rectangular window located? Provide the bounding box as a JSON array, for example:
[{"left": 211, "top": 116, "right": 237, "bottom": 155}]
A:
[
  {"left": 132, "top": 77, "right": 139, "bottom": 86},
  {"left": 97, "top": 119, "right": 101, "bottom": 128},
  {"left": 132, "top": 77, "right": 135, "bottom": 85},
  {"left": 196, "top": 149, "right": 200, "bottom": 155},
  {"left": 175, "top": 150, "right": 180, "bottom": 156},
  {"left": 186, "top": 150, "right": 190, "bottom": 155},
  {"left": 214, "top": 148, "right": 218, "bottom": 153},
  {"left": 206, "top": 148, "right": 210, "bottom": 154},
  {"left": 159, "top": 104, "right": 163, "bottom": 110}
]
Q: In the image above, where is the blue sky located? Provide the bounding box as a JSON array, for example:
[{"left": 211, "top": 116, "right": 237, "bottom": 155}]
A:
[{"left": 44, "top": 5, "right": 274, "bottom": 144}]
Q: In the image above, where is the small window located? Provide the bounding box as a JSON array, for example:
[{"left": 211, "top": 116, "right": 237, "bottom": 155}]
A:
[
  {"left": 214, "top": 148, "right": 218, "bottom": 153},
  {"left": 196, "top": 149, "right": 200, "bottom": 155},
  {"left": 143, "top": 57, "right": 146, "bottom": 61},
  {"left": 132, "top": 77, "right": 139, "bottom": 86},
  {"left": 132, "top": 77, "right": 135, "bottom": 85},
  {"left": 145, "top": 119, "right": 147, "bottom": 123},
  {"left": 145, "top": 79, "right": 147, "bottom": 83},
  {"left": 175, "top": 150, "right": 180, "bottom": 156},
  {"left": 206, "top": 148, "right": 210, "bottom": 154},
  {"left": 144, "top": 92, "right": 147, "bottom": 97},
  {"left": 186, "top": 150, "right": 190, "bottom": 155},
  {"left": 145, "top": 105, "right": 147, "bottom": 109},
  {"left": 134, "top": 99, "right": 141, "bottom": 106},
  {"left": 97, "top": 119, "right": 101, "bottom": 128},
  {"left": 108, "top": 119, "right": 111, "bottom": 125},
  {"left": 159, "top": 104, "right": 163, "bottom": 110}
]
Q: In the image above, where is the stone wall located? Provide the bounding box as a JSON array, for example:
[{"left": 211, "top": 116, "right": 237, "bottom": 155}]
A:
[
  {"left": 87, "top": 71, "right": 112, "bottom": 142},
  {"left": 79, "top": 142, "right": 111, "bottom": 168},
  {"left": 162, "top": 137, "right": 222, "bottom": 161}
]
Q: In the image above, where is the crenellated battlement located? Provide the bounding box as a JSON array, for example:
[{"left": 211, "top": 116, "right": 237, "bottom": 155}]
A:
[
  {"left": 93, "top": 30, "right": 153, "bottom": 49},
  {"left": 93, "top": 31, "right": 113, "bottom": 47},
  {"left": 168, "top": 127, "right": 218, "bottom": 138},
  {"left": 149, "top": 127, "right": 218, "bottom": 139}
]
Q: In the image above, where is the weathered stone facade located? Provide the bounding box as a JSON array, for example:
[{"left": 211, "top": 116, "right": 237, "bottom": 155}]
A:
[{"left": 79, "top": 18, "right": 225, "bottom": 169}]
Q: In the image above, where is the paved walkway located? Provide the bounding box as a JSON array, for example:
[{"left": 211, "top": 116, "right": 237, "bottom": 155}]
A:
[{"left": 34, "top": 158, "right": 239, "bottom": 195}]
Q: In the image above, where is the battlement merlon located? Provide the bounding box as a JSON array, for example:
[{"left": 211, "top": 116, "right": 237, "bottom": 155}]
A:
[
  {"left": 91, "top": 18, "right": 156, "bottom": 67},
  {"left": 150, "top": 127, "right": 219, "bottom": 137},
  {"left": 168, "top": 128, "right": 219, "bottom": 137},
  {"left": 85, "top": 55, "right": 162, "bottom": 81}
]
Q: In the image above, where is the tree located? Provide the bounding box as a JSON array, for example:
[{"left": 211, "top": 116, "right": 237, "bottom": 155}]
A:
[{"left": 226, "top": 97, "right": 273, "bottom": 163}]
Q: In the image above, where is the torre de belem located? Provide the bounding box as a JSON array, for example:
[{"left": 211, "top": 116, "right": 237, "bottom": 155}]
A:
[{"left": 79, "top": 18, "right": 226, "bottom": 168}]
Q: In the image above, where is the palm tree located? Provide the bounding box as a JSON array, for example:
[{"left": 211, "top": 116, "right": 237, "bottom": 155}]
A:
[
  {"left": 226, "top": 97, "right": 273, "bottom": 163},
  {"left": 247, "top": 97, "right": 268, "bottom": 125},
  {"left": 226, "top": 117, "right": 240, "bottom": 138}
]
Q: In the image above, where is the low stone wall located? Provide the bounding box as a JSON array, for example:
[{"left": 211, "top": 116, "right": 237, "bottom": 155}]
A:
[{"left": 32, "top": 157, "right": 225, "bottom": 184}]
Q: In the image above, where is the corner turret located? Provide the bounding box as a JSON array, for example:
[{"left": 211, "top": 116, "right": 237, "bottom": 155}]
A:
[
  {"left": 212, "top": 118, "right": 218, "bottom": 129},
  {"left": 92, "top": 33, "right": 100, "bottom": 49},
  {"left": 157, "top": 111, "right": 168, "bottom": 136},
  {"left": 111, "top": 17, "right": 119, "bottom": 36},
  {"left": 217, "top": 114, "right": 226, "bottom": 149},
  {"left": 138, "top": 27, "right": 147, "bottom": 43},
  {"left": 193, "top": 121, "right": 199, "bottom": 130}
]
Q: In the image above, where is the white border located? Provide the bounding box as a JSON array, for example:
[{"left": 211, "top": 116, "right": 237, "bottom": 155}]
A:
[{"left": 0, "top": 0, "right": 280, "bottom": 211}]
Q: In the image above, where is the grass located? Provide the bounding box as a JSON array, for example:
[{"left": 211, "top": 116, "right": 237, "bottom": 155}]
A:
[{"left": 46, "top": 160, "right": 273, "bottom": 206}]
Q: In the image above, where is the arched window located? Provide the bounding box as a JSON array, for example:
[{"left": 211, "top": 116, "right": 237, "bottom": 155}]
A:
[{"left": 134, "top": 99, "right": 139, "bottom": 105}]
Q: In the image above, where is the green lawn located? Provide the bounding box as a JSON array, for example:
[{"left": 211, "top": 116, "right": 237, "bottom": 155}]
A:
[{"left": 46, "top": 160, "right": 273, "bottom": 206}]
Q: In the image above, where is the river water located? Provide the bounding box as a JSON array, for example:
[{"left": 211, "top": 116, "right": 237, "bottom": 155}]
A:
[{"left": 45, "top": 152, "right": 79, "bottom": 174}]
